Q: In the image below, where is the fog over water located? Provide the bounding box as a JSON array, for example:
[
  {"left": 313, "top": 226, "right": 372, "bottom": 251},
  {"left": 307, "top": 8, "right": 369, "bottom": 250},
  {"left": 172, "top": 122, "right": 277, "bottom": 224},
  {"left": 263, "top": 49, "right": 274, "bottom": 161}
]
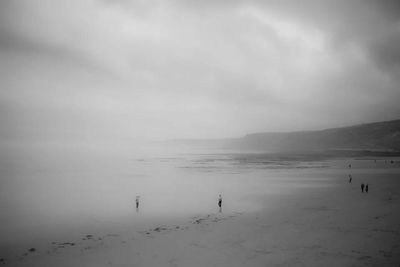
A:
[{"left": 0, "top": 142, "right": 341, "bottom": 245}]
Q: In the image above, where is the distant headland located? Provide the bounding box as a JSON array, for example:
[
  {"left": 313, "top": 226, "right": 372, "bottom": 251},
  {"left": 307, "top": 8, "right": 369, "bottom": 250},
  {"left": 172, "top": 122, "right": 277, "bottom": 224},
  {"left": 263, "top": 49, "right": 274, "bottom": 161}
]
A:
[{"left": 166, "top": 119, "right": 400, "bottom": 154}]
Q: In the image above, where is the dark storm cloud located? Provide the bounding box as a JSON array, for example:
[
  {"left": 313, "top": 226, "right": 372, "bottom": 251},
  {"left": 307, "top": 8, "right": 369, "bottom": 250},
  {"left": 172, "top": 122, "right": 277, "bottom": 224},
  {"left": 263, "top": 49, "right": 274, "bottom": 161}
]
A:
[
  {"left": 262, "top": 0, "right": 400, "bottom": 73},
  {"left": 0, "top": 30, "right": 75, "bottom": 62},
  {"left": 173, "top": 0, "right": 400, "bottom": 72},
  {"left": 369, "top": 28, "right": 400, "bottom": 71}
]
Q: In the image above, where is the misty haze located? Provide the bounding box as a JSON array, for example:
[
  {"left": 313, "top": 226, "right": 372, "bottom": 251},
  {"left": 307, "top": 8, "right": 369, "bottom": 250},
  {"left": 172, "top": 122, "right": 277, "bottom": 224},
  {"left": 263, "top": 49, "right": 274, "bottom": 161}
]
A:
[{"left": 1, "top": 1, "right": 400, "bottom": 266}]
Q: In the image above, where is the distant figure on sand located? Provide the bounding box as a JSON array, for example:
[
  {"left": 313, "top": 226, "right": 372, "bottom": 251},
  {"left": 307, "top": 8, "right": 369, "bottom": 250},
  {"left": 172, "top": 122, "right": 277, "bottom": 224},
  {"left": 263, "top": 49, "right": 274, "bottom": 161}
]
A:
[
  {"left": 218, "top": 194, "right": 222, "bottom": 212},
  {"left": 135, "top": 196, "right": 140, "bottom": 211},
  {"left": 365, "top": 184, "right": 369, "bottom": 193},
  {"left": 361, "top": 183, "right": 365, "bottom": 193},
  {"left": 348, "top": 174, "right": 352, "bottom": 183},
  {"left": 349, "top": 164, "right": 352, "bottom": 168}
]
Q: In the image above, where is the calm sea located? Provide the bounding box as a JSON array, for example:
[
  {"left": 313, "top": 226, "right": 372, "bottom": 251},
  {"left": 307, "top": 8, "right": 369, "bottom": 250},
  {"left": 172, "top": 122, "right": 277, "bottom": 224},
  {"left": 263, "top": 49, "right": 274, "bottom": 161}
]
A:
[{"left": 1, "top": 142, "right": 396, "bottom": 249}]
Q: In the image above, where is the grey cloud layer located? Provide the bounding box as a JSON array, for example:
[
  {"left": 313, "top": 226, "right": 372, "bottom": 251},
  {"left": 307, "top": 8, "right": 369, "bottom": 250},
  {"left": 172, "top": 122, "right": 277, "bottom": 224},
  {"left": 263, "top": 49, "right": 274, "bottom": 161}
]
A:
[{"left": 0, "top": 0, "right": 399, "bottom": 141}]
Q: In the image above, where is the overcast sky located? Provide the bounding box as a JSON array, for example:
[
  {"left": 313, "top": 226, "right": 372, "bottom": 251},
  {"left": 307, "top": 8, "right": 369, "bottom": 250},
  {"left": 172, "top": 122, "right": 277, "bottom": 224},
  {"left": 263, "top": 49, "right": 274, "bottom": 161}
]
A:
[{"left": 1, "top": 0, "right": 400, "bottom": 143}]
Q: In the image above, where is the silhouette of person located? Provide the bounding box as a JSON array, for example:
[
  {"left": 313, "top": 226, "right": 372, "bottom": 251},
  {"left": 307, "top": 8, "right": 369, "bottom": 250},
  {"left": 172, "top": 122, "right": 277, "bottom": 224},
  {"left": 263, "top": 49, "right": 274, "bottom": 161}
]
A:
[
  {"left": 348, "top": 174, "right": 352, "bottom": 183},
  {"left": 218, "top": 194, "right": 222, "bottom": 213},
  {"left": 361, "top": 183, "right": 365, "bottom": 193},
  {"left": 349, "top": 164, "right": 352, "bottom": 168},
  {"left": 135, "top": 196, "right": 140, "bottom": 211},
  {"left": 365, "top": 184, "right": 369, "bottom": 193}
]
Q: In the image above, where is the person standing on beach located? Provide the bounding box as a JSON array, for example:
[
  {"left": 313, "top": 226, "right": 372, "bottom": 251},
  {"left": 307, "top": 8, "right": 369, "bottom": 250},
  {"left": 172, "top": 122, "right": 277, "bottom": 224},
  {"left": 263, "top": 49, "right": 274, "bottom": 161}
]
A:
[
  {"left": 365, "top": 184, "right": 369, "bottom": 193},
  {"left": 348, "top": 174, "right": 352, "bottom": 183},
  {"left": 135, "top": 196, "right": 140, "bottom": 211},
  {"left": 218, "top": 194, "right": 222, "bottom": 212},
  {"left": 361, "top": 183, "right": 365, "bottom": 193}
]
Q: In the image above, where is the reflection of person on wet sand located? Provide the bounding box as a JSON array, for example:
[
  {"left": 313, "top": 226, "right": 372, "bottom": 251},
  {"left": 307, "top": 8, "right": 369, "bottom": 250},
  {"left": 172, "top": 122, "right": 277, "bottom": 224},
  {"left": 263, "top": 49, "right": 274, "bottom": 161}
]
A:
[
  {"left": 361, "top": 183, "right": 365, "bottom": 193},
  {"left": 348, "top": 174, "right": 352, "bottom": 183},
  {"left": 135, "top": 196, "right": 140, "bottom": 211},
  {"left": 218, "top": 194, "right": 222, "bottom": 213},
  {"left": 366, "top": 184, "right": 369, "bottom": 193}
]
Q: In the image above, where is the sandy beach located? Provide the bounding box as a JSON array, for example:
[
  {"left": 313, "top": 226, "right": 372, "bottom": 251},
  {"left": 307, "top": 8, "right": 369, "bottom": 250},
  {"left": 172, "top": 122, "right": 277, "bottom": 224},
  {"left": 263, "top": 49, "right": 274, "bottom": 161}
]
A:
[
  {"left": 1, "top": 158, "right": 399, "bottom": 267},
  {"left": 3, "top": 0, "right": 400, "bottom": 265}
]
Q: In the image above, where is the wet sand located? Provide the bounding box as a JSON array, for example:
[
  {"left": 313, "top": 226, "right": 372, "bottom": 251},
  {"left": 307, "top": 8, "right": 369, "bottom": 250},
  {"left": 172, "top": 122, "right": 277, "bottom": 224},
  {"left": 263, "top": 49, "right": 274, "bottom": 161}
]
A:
[{"left": 1, "top": 161, "right": 400, "bottom": 266}]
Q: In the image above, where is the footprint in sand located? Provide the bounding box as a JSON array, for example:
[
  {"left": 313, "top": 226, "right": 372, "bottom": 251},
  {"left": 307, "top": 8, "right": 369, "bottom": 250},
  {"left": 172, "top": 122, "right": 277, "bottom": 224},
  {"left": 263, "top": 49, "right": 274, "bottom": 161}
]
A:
[
  {"left": 153, "top": 226, "right": 169, "bottom": 232},
  {"left": 54, "top": 242, "right": 74, "bottom": 251},
  {"left": 140, "top": 213, "right": 243, "bottom": 238},
  {"left": 193, "top": 218, "right": 206, "bottom": 224},
  {"left": 82, "top": 234, "right": 94, "bottom": 240}
]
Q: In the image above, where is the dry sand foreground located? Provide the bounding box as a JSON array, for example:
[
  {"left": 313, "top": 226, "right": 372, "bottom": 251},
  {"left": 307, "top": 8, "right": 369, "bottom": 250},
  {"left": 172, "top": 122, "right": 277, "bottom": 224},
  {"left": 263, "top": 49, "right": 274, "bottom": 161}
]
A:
[{"left": 2, "top": 169, "right": 400, "bottom": 267}]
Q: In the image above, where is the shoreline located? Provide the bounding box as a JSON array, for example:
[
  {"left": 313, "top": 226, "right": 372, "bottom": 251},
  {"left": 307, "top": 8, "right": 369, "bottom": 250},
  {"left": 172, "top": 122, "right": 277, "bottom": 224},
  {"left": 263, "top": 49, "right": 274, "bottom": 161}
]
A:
[{"left": 2, "top": 164, "right": 400, "bottom": 266}]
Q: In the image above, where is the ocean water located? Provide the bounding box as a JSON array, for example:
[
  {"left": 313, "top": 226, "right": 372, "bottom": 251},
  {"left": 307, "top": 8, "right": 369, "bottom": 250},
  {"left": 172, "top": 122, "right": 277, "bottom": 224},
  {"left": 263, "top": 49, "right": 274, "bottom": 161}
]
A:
[{"left": 1, "top": 142, "right": 398, "bottom": 249}]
